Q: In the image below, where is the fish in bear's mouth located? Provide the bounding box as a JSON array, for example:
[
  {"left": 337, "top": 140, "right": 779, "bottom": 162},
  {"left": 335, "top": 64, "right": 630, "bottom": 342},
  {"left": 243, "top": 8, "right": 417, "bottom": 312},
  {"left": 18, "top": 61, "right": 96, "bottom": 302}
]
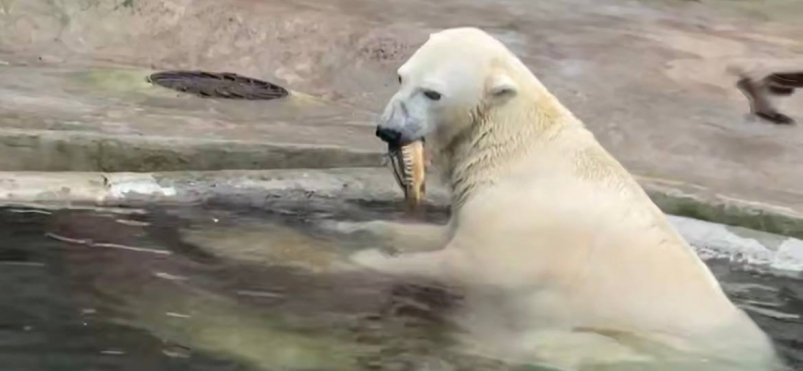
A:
[{"left": 387, "top": 140, "right": 427, "bottom": 209}]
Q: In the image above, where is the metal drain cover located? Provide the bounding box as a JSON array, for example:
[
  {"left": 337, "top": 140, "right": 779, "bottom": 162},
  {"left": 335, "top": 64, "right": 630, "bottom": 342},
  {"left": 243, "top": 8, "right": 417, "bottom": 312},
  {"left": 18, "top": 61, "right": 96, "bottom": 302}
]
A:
[{"left": 147, "top": 70, "right": 289, "bottom": 100}]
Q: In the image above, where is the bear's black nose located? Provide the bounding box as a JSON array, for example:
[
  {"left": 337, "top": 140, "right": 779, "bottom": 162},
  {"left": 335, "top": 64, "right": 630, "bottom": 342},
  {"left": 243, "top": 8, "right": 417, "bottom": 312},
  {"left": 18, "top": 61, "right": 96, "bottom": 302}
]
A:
[{"left": 375, "top": 126, "right": 402, "bottom": 146}]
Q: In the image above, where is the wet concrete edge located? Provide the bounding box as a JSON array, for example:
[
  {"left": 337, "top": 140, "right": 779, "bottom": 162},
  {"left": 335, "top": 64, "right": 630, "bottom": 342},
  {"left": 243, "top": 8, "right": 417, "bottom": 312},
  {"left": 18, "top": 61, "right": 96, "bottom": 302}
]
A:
[{"left": 0, "top": 169, "right": 800, "bottom": 240}]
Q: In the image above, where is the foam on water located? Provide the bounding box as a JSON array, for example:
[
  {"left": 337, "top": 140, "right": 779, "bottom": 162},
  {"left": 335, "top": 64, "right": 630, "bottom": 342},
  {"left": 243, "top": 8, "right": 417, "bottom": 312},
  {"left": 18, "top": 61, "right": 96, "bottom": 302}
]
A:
[{"left": 668, "top": 215, "right": 803, "bottom": 273}]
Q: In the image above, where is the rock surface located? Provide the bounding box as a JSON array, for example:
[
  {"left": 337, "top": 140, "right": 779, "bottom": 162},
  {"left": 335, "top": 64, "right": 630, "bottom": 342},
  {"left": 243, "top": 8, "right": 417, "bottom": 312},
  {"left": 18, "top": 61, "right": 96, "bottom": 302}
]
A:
[{"left": 0, "top": 0, "right": 801, "bottom": 236}]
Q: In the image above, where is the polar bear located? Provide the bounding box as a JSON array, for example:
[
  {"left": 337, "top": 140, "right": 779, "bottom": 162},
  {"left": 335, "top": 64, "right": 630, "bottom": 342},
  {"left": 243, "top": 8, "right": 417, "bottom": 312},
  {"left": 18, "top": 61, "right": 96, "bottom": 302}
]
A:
[{"left": 342, "top": 27, "right": 782, "bottom": 370}]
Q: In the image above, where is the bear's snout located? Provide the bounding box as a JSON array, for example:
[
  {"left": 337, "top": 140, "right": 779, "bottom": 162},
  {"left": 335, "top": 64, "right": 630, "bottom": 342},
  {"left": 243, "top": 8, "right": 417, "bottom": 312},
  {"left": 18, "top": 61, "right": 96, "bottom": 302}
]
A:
[{"left": 375, "top": 126, "right": 403, "bottom": 146}]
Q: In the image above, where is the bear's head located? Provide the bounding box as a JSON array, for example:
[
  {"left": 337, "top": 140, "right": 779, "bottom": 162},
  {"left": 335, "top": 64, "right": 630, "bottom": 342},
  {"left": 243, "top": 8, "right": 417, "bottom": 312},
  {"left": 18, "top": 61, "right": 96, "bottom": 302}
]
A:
[{"left": 374, "top": 27, "right": 543, "bottom": 156}]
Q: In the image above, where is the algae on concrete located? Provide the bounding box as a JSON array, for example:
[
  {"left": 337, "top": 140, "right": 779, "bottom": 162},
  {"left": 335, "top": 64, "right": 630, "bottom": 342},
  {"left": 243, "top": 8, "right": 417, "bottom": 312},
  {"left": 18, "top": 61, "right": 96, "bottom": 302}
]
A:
[{"left": 648, "top": 189, "right": 803, "bottom": 241}]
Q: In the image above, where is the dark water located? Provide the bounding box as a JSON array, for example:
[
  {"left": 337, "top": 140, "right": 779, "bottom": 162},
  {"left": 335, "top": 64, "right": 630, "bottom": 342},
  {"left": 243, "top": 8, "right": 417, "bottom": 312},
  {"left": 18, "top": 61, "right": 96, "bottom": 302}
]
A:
[
  {"left": 707, "top": 260, "right": 803, "bottom": 370},
  {"left": 0, "top": 205, "right": 800, "bottom": 371}
]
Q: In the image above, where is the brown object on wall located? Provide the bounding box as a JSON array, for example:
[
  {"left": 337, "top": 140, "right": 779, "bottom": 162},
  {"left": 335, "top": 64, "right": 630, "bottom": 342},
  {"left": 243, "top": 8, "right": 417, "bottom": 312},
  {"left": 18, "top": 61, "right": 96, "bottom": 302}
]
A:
[{"left": 735, "top": 71, "right": 803, "bottom": 125}]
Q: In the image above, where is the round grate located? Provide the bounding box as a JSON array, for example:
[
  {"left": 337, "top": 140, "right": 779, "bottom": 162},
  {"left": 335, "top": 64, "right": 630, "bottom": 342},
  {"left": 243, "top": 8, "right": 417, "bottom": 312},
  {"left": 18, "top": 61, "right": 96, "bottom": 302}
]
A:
[{"left": 147, "top": 70, "right": 289, "bottom": 100}]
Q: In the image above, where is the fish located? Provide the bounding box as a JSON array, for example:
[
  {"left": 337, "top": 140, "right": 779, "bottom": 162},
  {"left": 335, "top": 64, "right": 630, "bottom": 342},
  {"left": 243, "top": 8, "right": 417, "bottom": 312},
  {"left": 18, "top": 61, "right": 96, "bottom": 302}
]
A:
[{"left": 388, "top": 140, "right": 426, "bottom": 210}]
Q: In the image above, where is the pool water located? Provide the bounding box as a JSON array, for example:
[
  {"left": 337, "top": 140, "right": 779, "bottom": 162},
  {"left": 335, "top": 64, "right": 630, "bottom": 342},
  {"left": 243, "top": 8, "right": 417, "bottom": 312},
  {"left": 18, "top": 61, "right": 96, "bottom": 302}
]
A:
[{"left": 0, "top": 204, "right": 800, "bottom": 371}]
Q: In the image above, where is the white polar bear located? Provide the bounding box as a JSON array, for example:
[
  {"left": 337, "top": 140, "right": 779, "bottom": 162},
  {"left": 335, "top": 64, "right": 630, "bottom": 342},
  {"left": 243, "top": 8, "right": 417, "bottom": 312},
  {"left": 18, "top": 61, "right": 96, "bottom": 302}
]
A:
[{"left": 345, "top": 27, "right": 783, "bottom": 370}]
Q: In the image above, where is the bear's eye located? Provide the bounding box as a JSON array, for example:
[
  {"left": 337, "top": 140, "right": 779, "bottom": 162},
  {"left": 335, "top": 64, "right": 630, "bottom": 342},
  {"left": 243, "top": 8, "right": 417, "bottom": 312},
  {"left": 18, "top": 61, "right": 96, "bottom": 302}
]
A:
[
  {"left": 398, "top": 75, "right": 402, "bottom": 84},
  {"left": 423, "top": 90, "right": 442, "bottom": 101}
]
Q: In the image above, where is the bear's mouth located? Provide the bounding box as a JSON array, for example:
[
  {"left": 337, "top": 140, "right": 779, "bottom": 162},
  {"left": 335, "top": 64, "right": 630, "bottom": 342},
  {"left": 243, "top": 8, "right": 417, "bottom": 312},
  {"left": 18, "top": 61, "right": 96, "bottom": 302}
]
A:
[{"left": 387, "top": 140, "right": 427, "bottom": 210}]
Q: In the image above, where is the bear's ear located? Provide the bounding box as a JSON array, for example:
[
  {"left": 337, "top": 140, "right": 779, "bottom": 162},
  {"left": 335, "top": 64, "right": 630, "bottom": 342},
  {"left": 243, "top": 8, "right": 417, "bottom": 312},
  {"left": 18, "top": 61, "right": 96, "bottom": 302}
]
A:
[{"left": 488, "top": 73, "right": 517, "bottom": 101}]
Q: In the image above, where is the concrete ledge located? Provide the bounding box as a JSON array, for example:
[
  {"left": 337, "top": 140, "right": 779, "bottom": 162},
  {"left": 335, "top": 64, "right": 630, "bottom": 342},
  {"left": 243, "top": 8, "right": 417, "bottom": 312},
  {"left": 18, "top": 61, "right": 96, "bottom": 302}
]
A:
[
  {"left": 0, "top": 63, "right": 386, "bottom": 173},
  {"left": 1, "top": 169, "right": 801, "bottom": 241},
  {"left": 640, "top": 176, "right": 803, "bottom": 240},
  {"left": 0, "top": 130, "right": 385, "bottom": 172}
]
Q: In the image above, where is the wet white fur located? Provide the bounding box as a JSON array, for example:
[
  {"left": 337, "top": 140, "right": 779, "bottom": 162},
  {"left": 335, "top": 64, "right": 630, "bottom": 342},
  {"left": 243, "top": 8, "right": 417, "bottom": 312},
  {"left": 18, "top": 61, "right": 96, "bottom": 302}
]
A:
[{"left": 345, "top": 28, "right": 781, "bottom": 370}]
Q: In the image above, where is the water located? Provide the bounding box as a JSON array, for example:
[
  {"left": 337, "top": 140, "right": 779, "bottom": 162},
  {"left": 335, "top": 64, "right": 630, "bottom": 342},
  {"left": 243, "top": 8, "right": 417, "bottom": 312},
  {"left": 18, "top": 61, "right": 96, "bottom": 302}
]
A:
[{"left": 0, "top": 204, "right": 800, "bottom": 371}]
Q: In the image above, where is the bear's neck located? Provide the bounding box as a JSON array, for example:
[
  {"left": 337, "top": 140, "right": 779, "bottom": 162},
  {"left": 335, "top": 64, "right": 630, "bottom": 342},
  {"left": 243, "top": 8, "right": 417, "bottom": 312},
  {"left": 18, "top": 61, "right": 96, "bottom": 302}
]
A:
[{"left": 439, "top": 95, "right": 577, "bottom": 213}]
